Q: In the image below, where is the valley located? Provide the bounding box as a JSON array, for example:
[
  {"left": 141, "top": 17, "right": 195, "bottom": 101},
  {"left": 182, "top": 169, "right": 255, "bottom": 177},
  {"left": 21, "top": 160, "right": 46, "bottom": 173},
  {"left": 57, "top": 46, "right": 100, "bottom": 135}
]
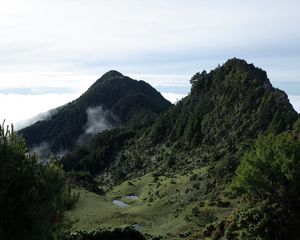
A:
[{"left": 67, "top": 169, "right": 234, "bottom": 239}]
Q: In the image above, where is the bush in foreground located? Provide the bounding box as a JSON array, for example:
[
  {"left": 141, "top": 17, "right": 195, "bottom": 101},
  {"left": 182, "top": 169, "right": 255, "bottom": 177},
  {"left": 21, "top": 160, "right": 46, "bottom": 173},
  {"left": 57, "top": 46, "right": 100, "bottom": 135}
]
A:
[{"left": 0, "top": 122, "right": 77, "bottom": 240}]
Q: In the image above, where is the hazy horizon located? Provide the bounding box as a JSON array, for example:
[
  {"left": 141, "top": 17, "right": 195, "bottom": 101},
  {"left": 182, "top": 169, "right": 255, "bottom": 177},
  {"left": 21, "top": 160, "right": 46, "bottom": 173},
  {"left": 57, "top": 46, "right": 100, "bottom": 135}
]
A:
[{"left": 1, "top": 0, "right": 300, "bottom": 126}]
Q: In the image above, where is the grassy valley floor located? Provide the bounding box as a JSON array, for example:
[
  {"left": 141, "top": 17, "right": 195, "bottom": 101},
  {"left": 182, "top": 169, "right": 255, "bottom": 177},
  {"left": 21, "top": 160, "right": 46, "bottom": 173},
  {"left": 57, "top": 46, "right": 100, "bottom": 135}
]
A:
[{"left": 66, "top": 169, "right": 235, "bottom": 239}]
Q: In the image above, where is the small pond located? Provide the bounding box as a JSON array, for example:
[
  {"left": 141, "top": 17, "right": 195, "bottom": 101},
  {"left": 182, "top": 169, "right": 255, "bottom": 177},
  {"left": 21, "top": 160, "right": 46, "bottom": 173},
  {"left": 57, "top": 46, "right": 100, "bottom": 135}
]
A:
[
  {"left": 126, "top": 195, "right": 139, "bottom": 200},
  {"left": 112, "top": 200, "right": 129, "bottom": 208}
]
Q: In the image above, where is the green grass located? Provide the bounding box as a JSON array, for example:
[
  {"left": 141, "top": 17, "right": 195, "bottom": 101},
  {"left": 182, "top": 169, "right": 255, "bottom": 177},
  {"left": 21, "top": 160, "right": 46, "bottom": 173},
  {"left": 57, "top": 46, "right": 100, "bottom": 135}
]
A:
[{"left": 67, "top": 168, "right": 233, "bottom": 239}]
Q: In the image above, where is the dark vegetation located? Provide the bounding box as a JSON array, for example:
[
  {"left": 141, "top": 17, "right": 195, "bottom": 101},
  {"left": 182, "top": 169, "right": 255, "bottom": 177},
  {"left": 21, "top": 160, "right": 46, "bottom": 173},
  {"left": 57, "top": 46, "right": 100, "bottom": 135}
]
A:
[
  {"left": 19, "top": 71, "right": 171, "bottom": 153},
  {"left": 108, "top": 58, "right": 297, "bottom": 182},
  {"left": 61, "top": 128, "right": 136, "bottom": 175},
  {"left": 0, "top": 122, "right": 78, "bottom": 240},
  {"left": 65, "top": 171, "right": 104, "bottom": 195},
  {"left": 151, "top": 58, "right": 296, "bottom": 144},
  {"left": 204, "top": 121, "right": 300, "bottom": 239},
  {"left": 0, "top": 123, "right": 145, "bottom": 240}
]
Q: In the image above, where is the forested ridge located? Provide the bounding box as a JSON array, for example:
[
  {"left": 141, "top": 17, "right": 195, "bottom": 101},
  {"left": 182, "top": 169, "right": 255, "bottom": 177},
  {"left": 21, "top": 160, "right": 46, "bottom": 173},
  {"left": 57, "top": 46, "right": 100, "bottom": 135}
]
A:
[
  {"left": 102, "top": 58, "right": 297, "bottom": 182},
  {"left": 19, "top": 71, "right": 171, "bottom": 153}
]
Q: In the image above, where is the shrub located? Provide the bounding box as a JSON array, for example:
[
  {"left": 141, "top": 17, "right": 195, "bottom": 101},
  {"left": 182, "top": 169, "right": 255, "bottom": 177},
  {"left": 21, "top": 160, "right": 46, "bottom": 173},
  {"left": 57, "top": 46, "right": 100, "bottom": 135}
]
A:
[
  {"left": 230, "top": 129, "right": 300, "bottom": 239},
  {"left": 0, "top": 122, "right": 76, "bottom": 240}
]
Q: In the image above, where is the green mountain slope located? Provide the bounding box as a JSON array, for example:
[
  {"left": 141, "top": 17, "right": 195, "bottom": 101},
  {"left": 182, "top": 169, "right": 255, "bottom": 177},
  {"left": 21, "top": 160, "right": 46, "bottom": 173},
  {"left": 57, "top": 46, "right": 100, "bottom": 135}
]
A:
[
  {"left": 151, "top": 58, "right": 296, "bottom": 143},
  {"left": 19, "top": 71, "right": 171, "bottom": 153},
  {"left": 111, "top": 58, "right": 297, "bottom": 181}
]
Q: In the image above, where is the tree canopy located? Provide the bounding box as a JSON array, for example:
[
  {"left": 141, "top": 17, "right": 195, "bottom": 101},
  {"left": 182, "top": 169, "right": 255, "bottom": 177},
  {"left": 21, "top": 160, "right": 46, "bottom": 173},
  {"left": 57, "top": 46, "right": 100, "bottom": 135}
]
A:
[
  {"left": 0, "top": 122, "right": 76, "bottom": 240},
  {"left": 229, "top": 122, "right": 300, "bottom": 239},
  {"left": 232, "top": 130, "right": 300, "bottom": 203}
]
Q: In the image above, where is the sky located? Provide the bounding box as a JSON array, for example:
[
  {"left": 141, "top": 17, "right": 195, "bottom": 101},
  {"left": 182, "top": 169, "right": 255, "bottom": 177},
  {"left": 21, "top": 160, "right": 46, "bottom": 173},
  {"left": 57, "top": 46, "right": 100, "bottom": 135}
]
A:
[{"left": 0, "top": 0, "right": 300, "bottom": 128}]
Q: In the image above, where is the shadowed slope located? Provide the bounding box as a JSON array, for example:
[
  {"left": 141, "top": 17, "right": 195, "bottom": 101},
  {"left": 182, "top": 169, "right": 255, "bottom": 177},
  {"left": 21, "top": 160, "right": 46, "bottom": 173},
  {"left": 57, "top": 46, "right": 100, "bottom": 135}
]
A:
[{"left": 19, "top": 71, "right": 171, "bottom": 153}]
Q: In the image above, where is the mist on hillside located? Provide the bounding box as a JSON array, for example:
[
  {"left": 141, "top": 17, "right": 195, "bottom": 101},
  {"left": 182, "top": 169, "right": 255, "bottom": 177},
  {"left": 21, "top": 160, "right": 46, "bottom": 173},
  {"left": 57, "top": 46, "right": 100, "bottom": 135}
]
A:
[{"left": 77, "top": 105, "right": 119, "bottom": 145}]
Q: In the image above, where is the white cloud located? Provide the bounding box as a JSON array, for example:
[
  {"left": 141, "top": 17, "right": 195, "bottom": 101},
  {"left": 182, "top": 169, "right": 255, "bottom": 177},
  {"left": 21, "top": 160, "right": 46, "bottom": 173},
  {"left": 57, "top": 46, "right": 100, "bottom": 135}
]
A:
[
  {"left": 0, "top": 93, "right": 80, "bottom": 128},
  {"left": 161, "top": 92, "right": 187, "bottom": 104},
  {"left": 76, "top": 105, "right": 119, "bottom": 145},
  {"left": 16, "top": 108, "right": 58, "bottom": 130},
  {"left": 0, "top": 0, "right": 300, "bottom": 73},
  {"left": 84, "top": 105, "right": 118, "bottom": 135},
  {"left": 129, "top": 74, "right": 190, "bottom": 87},
  {"left": 0, "top": 72, "right": 98, "bottom": 90},
  {"left": 288, "top": 95, "right": 300, "bottom": 113},
  {"left": 31, "top": 142, "right": 51, "bottom": 162}
]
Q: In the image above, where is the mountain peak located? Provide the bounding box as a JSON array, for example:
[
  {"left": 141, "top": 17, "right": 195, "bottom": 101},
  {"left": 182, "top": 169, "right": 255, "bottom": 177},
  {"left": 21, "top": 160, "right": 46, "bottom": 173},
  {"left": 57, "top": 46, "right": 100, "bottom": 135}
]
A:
[
  {"left": 19, "top": 73, "right": 171, "bottom": 152},
  {"left": 190, "top": 58, "right": 270, "bottom": 95},
  {"left": 100, "top": 70, "right": 124, "bottom": 80},
  {"left": 221, "top": 58, "right": 268, "bottom": 79},
  {"left": 223, "top": 57, "right": 248, "bottom": 66},
  {"left": 152, "top": 59, "right": 297, "bottom": 145}
]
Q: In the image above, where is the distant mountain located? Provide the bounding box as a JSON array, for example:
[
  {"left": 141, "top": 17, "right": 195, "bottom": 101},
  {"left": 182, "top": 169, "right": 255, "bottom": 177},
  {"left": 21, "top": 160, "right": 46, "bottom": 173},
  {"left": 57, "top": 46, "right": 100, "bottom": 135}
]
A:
[{"left": 19, "top": 71, "right": 171, "bottom": 153}]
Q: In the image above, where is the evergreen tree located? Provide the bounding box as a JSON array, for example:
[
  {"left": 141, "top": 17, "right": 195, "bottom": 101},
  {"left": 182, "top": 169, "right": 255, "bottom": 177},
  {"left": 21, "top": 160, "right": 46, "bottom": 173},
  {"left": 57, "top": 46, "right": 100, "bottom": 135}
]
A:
[
  {"left": 0, "top": 122, "right": 76, "bottom": 240},
  {"left": 230, "top": 126, "right": 300, "bottom": 239}
]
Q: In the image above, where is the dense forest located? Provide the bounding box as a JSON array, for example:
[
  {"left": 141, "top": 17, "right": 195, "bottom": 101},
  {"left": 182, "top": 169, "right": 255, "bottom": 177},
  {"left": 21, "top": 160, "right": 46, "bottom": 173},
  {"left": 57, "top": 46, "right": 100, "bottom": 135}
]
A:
[{"left": 2, "top": 58, "right": 300, "bottom": 239}]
